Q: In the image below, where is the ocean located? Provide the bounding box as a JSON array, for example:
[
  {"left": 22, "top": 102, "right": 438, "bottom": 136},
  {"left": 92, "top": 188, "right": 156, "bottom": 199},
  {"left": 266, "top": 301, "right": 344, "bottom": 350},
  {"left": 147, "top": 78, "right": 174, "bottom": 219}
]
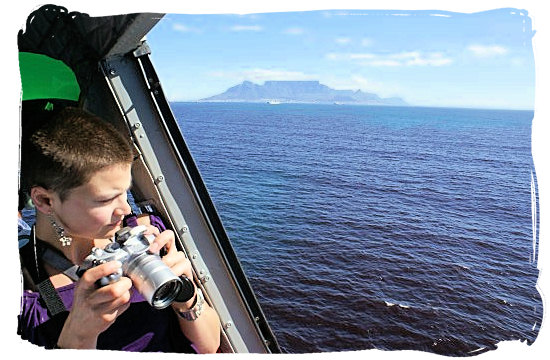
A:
[{"left": 171, "top": 102, "right": 542, "bottom": 356}]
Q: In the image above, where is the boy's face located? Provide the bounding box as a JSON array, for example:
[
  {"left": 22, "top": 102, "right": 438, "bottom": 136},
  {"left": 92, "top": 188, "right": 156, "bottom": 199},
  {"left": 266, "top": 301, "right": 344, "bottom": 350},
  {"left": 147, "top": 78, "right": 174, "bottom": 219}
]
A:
[{"left": 51, "top": 163, "right": 133, "bottom": 240}]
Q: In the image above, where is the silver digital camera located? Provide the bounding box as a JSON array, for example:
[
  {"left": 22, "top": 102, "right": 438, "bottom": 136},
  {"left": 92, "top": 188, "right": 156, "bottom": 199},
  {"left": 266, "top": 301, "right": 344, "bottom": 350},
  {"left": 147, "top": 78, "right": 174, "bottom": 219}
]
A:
[{"left": 78, "top": 225, "right": 195, "bottom": 309}]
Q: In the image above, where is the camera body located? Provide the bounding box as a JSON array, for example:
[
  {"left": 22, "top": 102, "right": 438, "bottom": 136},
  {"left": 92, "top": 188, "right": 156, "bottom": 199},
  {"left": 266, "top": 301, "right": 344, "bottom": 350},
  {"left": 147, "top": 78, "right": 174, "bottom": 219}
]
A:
[{"left": 79, "top": 225, "right": 194, "bottom": 309}]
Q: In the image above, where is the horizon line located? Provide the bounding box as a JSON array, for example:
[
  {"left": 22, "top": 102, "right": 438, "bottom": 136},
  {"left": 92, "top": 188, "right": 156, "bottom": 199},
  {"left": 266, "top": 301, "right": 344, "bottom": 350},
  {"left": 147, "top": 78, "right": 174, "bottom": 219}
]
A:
[{"left": 167, "top": 100, "right": 534, "bottom": 112}]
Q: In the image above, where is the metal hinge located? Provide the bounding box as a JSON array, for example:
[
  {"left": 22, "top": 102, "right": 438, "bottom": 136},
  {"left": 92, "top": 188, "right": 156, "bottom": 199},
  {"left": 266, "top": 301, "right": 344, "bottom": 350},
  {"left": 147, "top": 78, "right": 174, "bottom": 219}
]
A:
[{"left": 133, "top": 41, "right": 152, "bottom": 58}]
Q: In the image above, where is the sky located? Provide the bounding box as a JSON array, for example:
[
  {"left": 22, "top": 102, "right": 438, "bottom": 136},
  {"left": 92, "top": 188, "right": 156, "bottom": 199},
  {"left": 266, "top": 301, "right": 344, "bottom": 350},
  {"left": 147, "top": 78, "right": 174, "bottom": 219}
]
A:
[{"left": 147, "top": 8, "right": 535, "bottom": 110}]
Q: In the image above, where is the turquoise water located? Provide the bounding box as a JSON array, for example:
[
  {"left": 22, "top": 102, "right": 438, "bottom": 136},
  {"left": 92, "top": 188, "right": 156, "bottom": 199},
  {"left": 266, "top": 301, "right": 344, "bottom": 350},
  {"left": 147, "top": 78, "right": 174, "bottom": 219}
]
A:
[{"left": 172, "top": 102, "right": 540, "bottom": 355}]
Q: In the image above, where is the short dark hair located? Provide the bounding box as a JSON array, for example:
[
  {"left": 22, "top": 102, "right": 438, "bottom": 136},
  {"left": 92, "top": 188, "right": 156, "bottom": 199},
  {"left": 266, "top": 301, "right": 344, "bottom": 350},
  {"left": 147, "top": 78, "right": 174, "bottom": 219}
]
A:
[{"left": 21, "top": 107, "right": 134, "bottom": 201}]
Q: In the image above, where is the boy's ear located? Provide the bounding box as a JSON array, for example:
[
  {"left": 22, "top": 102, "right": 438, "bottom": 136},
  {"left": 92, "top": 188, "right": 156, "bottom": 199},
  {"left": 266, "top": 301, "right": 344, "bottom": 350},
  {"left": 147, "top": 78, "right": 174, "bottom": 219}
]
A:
[{"left": 30, "top": 186, "right": 55, "bottom": 215}]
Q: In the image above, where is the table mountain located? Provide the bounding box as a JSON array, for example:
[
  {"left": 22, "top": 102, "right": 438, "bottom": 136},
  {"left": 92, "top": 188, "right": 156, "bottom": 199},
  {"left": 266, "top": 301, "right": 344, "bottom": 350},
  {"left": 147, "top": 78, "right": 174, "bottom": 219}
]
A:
[{"left": 200, "top": 81, "right": 407, "bottom": 106}]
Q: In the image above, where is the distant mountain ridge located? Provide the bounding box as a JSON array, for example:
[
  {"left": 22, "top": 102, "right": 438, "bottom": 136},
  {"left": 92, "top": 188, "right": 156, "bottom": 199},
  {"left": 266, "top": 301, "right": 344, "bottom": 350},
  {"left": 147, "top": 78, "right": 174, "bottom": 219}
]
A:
[{"left": 200, "top": 80, "right": 408, "bottom": 106}]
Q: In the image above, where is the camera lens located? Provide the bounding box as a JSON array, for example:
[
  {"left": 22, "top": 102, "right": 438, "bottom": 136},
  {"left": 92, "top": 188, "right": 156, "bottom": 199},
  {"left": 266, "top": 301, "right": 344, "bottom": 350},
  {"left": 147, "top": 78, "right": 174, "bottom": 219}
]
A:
[
  {"left": 126, "top": 253, "right": 184, "bottom": 309},
  {"left": 151, "top": 279, "right": 182, "bottom": 309}
]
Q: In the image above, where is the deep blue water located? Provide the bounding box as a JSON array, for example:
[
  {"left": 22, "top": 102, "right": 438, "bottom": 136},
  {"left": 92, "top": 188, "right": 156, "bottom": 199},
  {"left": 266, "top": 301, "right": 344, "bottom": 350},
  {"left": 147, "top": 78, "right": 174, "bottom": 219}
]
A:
[{"left": 172, "top": 103, "right": 541, "bottom": 355}]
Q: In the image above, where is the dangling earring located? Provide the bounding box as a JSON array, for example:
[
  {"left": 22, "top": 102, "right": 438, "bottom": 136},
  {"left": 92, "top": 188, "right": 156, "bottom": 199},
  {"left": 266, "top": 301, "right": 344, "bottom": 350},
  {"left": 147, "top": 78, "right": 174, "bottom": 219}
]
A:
[{"left": 49, "top": 213, "right": 72, "bottom": 247}]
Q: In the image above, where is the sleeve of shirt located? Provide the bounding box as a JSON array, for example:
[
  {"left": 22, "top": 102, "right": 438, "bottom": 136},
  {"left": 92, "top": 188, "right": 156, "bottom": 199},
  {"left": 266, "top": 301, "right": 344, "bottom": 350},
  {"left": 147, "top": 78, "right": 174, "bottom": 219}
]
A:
[
  {"left": 124, "top": 213, "right": 168, "bottom": 233},
  {"left": 18, "top": 292, "right": 69, "bottom": 349}
]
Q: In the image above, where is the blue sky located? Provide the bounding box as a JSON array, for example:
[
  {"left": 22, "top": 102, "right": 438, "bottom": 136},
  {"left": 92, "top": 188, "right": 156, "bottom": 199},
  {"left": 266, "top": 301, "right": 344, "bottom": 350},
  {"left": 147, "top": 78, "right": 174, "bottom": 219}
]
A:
[{"left": 147, "top": 8, "right": 535, "bottom": 110}]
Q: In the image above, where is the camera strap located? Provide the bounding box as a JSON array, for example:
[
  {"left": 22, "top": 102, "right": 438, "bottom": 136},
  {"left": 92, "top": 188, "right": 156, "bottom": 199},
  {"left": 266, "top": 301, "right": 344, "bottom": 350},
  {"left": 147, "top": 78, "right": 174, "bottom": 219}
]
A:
[
  {"left": 40, "top": 247, "right": 80, "bottom": 282},
  {"left": 37, "top": 278, "right": 67, "bottom": 316},
  {"left": 23, "top": 226, "right": 85, "bottom": 317}
]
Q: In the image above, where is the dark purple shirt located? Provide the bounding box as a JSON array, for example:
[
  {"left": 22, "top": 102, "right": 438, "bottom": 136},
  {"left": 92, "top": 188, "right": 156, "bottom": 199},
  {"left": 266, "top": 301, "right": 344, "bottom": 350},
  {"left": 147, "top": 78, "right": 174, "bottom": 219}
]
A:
[
  {"left": 18, "top": 214, "right": 194, "bottom": 352},
  {"left": 18, "top": 282, "right": 194, "bottom": 352}
]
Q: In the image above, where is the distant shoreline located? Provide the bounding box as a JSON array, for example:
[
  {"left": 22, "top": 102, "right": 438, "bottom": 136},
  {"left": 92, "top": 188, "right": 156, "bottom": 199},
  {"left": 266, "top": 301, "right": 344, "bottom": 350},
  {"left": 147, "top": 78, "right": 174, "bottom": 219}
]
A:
[
  {"left": 169, "top": 101, "right": 534, "bottom": 113},
  {"left": 200, "top": 80, "right": 409, "bottom": 106}
]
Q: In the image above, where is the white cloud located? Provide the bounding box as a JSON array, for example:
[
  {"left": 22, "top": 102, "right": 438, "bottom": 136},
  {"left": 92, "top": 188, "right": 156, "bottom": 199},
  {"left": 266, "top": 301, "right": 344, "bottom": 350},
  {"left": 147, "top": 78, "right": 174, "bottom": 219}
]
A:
[
  {"left": 208, "top": 68, "right": 317, "bottom": 83},
  {"left": 368, "top": 60, "right": 402, "bottom": 67},
  {"left": 467, "top": 45, "right": 509, "bottom": 57},
  {"left": 510, "top": 57, "right": 526, "bottom": 66},
  {"left": 335, "top": 37, "right": 352, "bottom": 45},
  {"left": 323, "top": 75, "right": 405, "bottom": 98},
  {"left": 361, "top": 38, "right": 373, "bottom": 47},
  {"left": 395, "top": 51, "right": 452, "bottom": 66},
  {"left": 172, "top": 23, "right": 202, "bottom": 33},
  {"left": 283, "top": 27, "right": 305, "bottom": 35},
  {"left": 326, "top": 53, "right": 375, "bottom": 60},
  {"left": 326, "top": 51, "right": 452, "bottom": 67},
  {"left": 230, "top": 25, "right": 263, "bottom": 32}
]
